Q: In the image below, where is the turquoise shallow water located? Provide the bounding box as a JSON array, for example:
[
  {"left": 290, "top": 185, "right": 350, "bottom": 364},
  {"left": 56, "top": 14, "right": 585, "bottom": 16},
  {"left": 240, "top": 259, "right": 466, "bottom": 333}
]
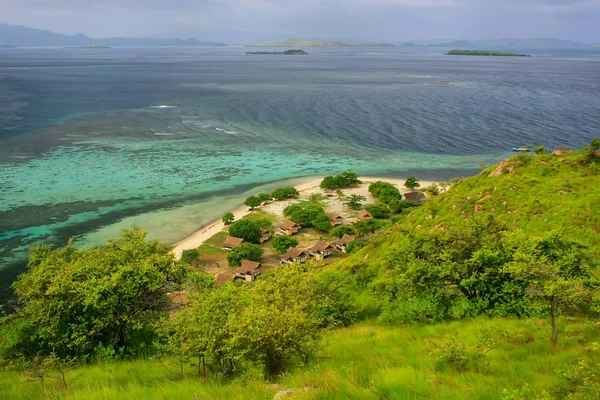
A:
[{"left": 1, "top": 46, "right": 599, "bottom": 302}]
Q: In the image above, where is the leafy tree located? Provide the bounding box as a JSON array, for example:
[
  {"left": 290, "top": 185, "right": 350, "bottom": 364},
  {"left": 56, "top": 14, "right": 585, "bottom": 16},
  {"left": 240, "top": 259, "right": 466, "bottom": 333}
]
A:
[
  {"left": 534, "top": 146, "right": 547, "bottom": 154},
  {"left": 404, "top": 176, "right": 421, "bottom": 190},
  {"left": 369, "top": 181, "right": 403, "bottom": 204},
  {"left": 365, "top": 202, "right": 391, "bottom": 219},
  {"left": 0, "top": 228, "right": 178, "bottom": 361},
  {"left": 590, "top": 138, "right": 600, "bottom": 151},
  {"left": 226, "top": 243, "right": 263, "bottom": 267},
  {"left": 271, "top": 187, "right": 299, "bottom": 201},
  {"left": 330, "top": 225, "right": 356, "bottom": 239},
  {"left": 320, "top": 170, "right": 361, "bottom": 189},
  {"left": 346, "top": 238, "right": 369, "bottom": 254},
  {"left": 505, "top": 231, "right": 595, "bottom": 345},
  {"left": 271, "top": 236, "right": 299, "bottom": 254},
  {"left": 354, "top": 219, "right": 391, "bottom": 235},
  {"left": 222, "top": 212, "right": 235, "bottom": 225},
  {"left": 283, "top": 201, "right": 331, "bottom": 232},
  {"left": 228, "top": 219, "right": 261, "bottom": 244},
  {"left": 345, "top": 194, "right": 366, "bottom": 210},
  {"left": 257, "top": 193, "right": 273, "bottom": 204},
  {"left": 244, "top": 196, "right": 261, "bottom": 210},
  {"left": 181, "top": 249, "right": 200, "bottom": 265}
]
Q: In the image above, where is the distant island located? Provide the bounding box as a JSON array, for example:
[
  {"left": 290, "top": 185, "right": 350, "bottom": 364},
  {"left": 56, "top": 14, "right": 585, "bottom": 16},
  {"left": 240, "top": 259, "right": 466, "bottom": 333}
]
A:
[
  {"left": 63, "top": 44, "right": 112, "bottom": 49},
  {"left": 256, "top": 39, "right": 393, "bottom": 47},
  {"left": 1, "top": 44, "right": 16, "bottom": 48},
  {"left": 447, "top": 49, "right": 531, "bottom": 57},
  {"left": 0, "top": 23, "right": 227, "bottom": 47},
  {"left": 246, "top": 49, "right": 308, "bottom": 55}
]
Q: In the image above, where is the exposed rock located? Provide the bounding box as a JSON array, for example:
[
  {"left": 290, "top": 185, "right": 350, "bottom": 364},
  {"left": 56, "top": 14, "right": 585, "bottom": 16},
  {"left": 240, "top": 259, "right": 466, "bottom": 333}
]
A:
[
  {"left": 489, "top": 162, "right": 515, "bottom": 177},
  {"left": 557, "top": 190, "right": 568, "bottom": 196},
  {"left": 552, "top": 150, "right": 565, "bottom": 156},
  {"left": 474, "top": 204, "right": 483, "bottom": 213}
]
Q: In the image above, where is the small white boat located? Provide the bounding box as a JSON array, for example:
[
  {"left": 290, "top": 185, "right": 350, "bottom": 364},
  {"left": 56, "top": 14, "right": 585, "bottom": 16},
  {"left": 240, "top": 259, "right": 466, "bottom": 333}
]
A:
[{"left": 512, "top": 145, "right": 532, "bottom": 152}]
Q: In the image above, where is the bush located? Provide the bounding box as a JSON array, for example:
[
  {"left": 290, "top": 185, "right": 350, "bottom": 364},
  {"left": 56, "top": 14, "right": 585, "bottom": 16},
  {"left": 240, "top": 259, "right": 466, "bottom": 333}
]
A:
[
  {"left": 590, "top": 138, "right": 600, "bottom": 151},
  {"left": 534, "top": 146, "right": 547, "bottom": 154},
  {"left": 379, "top": 296, "right": 445, "bottom": 325},
  {"left": 320, "top": 170, "right": 361, "bottom": 189},
  {"left": 365, "top": 203, "right": 391, "bottom": 219},
  {"left": 346, "top": 238, "right": 369, "bottom": 254},
  {"left": 369, "top": 181, "right": 403, "bottom": 204},
  {"left": 331, "top": 225, "right": 356, "bottom": 239},
  {"left": 271, "top": 187, "right": 299, "bottom": 201},
  {"left": 345, "top": 194, "right": 366, "bottom": 210},
  {"left": 284, "top": 201, "right": 331, "bottom": 232},
  {"left": 271, "top": 236, "right": 299, "bottom": 254},
  {"left": 244, "top": 196, "right": 261, "bottom": 210},
  {"left": 353, "top": 219, "right": 391, "bottom": 235},
  {"left": 226, "top": 243, "right": 263, "bottom": 267},
  {"left": 257, "top": 193, "right": 273, "bottom": 204},
  {"left": 181, "top": 249, "right": 200, "bottom": 265},
  {"left": 388, "top": 199, "right": 421, "bottom": 213},
  {"left": 222, "top": 212, "right": 234, "bottom": 225},
  {"left": 228, "top": 219, "right": 261, "bottom": 244}
]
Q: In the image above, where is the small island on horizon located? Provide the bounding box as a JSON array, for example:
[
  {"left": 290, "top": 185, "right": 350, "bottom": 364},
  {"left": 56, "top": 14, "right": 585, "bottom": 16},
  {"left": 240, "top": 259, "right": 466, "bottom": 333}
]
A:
[
  {"left": 246, "top": 49, "right": 308, "bottom": 55},
  {"left": 256, "top": 39, "right": 394, "bottom": 47},
  {"left": 446, "top": 49, "right": 531, "bottom": 57}
]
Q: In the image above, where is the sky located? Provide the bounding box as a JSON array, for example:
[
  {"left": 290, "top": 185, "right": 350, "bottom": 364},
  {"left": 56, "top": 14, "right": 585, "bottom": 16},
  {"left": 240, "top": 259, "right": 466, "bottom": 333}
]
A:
[{"left": 1, "top": 0, "right": 599, "bottom": 43}]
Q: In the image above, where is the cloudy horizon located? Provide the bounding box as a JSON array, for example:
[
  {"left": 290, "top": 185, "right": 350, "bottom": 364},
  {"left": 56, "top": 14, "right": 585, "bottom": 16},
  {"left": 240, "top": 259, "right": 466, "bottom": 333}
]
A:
[{"left": 1, "top": 0, "right": 599, "bottom": 43}]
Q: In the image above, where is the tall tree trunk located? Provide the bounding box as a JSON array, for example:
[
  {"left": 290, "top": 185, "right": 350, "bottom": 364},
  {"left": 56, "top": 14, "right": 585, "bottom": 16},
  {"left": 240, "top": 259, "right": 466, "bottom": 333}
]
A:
[{"left": 550, "top": 295, "right": 559, "bottom": 346}]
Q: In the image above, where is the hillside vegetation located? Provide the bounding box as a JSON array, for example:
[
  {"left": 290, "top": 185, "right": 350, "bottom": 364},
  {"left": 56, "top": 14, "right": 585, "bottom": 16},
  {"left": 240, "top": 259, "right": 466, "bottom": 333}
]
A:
[{"left": 1, "top": 144, "right": 599, "bottom": 399}]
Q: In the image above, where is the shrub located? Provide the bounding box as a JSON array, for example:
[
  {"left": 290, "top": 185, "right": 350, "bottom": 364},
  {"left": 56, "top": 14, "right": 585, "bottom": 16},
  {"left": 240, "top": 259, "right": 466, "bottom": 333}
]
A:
[
  {"left": 222, "top": 212, "right": 235, "bottom": 225},
  {"left": 257, "top": 193, "right": 273, "bottom": 204},
  {"left": 226, "top": 243, "right": 263, "bottom": 267},
  {"left": 534, "top": 146, "right": 547, "bottom": 154},
  {"left": 284, "top": 201, "right": 331, "bottom": 232},
  {"left": 346, "top": 238, "right": 369, "bottom": 254},
  {"left": 271, "top": 187, "right": 299, "bottom": 201},
  {"left": 345, "top": 194, "right": 366, "bottom": 210},
  {"left": 365, "top": 203, "right": 391, "bottom": 219},
  {"left": 244, "top": 196, "right": 261, "bottom": 210},
  {"left": 271, "top": 236, "right": 299, "bottom": 254},
  {"left": 320, "top": 170, "right": 361, "bottom": 189},
  {"left": 181, "top": 249, "right": 200, "bottom": 265},
  {"left": 228, "top": 219, "right": 261, "bottom": 244},
  {"left": 590, "top": 138, "right": 600, "bottom": 151},
  {"left": 388, "top": 199, "right": 421, "bottom": 213},
  {"left": 331, "top": 225, "right": 356, "bottom": 239},
  {"left": 369, "top": 181, "right": 403, "bottom": 204}
]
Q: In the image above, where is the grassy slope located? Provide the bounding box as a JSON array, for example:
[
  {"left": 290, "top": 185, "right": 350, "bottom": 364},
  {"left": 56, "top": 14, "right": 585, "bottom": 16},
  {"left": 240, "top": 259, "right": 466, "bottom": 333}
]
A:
[
  {"left": 1, "top": 317, "right": 597, "bottom": 399},
  {"left": 341, "top": 152, "right": 600, "bottom": 270},
  {"left": 2, "top": 152, "right": 599, "bottom": 399}
]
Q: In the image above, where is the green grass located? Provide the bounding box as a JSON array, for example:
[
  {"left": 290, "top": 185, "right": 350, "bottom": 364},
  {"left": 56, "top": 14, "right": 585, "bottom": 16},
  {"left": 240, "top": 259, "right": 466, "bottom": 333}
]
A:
[
  {"left": 340, "top": 152, "right": 600, "bottom": 269},
  {"left": 2, "top": 317, "right": 596, "bottom": 399},
  {"left": 197, "top": 231, "right": 228, "bottom": 256}
]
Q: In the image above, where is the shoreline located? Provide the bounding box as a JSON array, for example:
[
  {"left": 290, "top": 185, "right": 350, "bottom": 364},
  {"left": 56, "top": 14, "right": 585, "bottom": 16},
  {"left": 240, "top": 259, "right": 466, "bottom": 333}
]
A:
[{"left": 172, "top": 175, "right": 439, "bottom": 258}]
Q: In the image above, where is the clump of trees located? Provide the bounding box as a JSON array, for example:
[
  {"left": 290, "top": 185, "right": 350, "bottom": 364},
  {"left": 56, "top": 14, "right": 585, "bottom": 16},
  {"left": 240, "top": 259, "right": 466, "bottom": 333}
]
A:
[
  {"left": 374, "top": 216, "right": 598, "bottom": 345},
  {"left": 320, "top": 170, "right": 361, "bottom": 190},
  {"left": 365, "top": 203, "right": 391, "bottom": 219},
  {"left": 244, "top": 196, "right": 261, "bottom": 210},
  {"left": 0, "top": 228, "right": 181, "bottom": 362},
  {"left": 228, "top": 219, "right": 262, "bottom": 244},
  {"left": 271, "top": 187, "right": 299, "bottom": 201},
  {"left": 164, "top": 264, "right": 355, "bottom": 379},
  {"left": 331, "top": 225, "right": 356, "bottom": 239},
  {"left": 181, "top": 248, "right": 201, "bottom": 265},
  {"left": 283, "top": 201, "right": 331, "bottom": 232},
  {"left": 345, "top": 194, "right": 366, "bottom": 210},
  {"left": 271, "top": 236, "right": 299, "bottom": 253},
  {"left": 369, "top": 181, "right": 403, "bottom": 204},
  {"left": 226, "top": 243, "right": 263, "bottom": 267}
]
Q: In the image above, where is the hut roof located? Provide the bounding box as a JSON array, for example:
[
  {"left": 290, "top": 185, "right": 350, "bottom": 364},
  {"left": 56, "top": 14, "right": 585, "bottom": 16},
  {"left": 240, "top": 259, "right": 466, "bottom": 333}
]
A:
[
  {"left": 282, "top": 247, "right": 307, "bottom": 260},
  {"left": 215, "top": 272, "right": 235, "bottom": 286},
  {"left": 236, "top": 260, "right": 261, "bottom": 274},
  {"left": 260, "top": 228, "right": 270, "bottom": 235},
  {"left": 404, "top": 191, "right": 426, "bottom": 201},
  {"left": 357, "top": 209, "right": 373, "bottom": 219},
  {"left": 323, "top": 188, "right": 335, "bottom": 194},
  {"left": 336, "top": 234, "right": 357, "bottom": 246},
  {"left": 328, "top": 212, "right": 343, "bottom": 221},
  {"left": 223, "top": 236, "right": 244, "bottom": 248},
  {"left": 280, "top": 219, "right": 301, "bottom": 230},
  {"left": 309, "top": 241, "right": 334, "bottom": 252}
]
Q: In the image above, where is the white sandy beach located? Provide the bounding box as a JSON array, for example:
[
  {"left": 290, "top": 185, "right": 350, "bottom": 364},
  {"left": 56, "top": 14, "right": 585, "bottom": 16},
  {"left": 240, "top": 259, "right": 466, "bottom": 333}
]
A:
[{"left": 172, "top": 176, "right": 440, "bottom": 258}]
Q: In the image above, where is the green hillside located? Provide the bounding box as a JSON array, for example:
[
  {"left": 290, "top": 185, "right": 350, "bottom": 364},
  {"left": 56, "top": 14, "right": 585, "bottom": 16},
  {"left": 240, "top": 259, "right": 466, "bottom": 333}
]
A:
[{"left": 1, "top": 144, "right": 599, "bottom": 399}]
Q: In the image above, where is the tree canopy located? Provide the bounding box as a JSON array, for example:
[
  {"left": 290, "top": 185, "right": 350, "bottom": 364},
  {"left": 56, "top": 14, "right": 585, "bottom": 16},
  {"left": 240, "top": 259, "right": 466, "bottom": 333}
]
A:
[
  {"left": 271, "top": 187, "right": 300, "bottom": 201},
  {"left": 283, "top": 201, "right": 331, "bottom": 232},
  {"left": 244, "top": 196, "right": 261, "bottom": 210},
  {"left": 228, "top": 219, "right": 262, "bottom": 244},
  {"left": 320, "top": 170, "right": 361, "bottom": 189},
  {"left": 368, "top": 181, "right": 403, "bottom": 204},
  {"left": 404, "top": 176, "right": 421, "bottom": 190},
  {"left": 365, "top": 202, "right": 391, "bottom": 219},
  {"left": 226, "top": 243, "right": 263, "bottom": 267},
  {"left": 0, "top": 228, "right": 179, "bottom": 362},
  {"left": 271, "top": 236, "right": 299, "bottom": 254},
  {"left": 222, "top": 212, "right": 235, "bottom": 225}
]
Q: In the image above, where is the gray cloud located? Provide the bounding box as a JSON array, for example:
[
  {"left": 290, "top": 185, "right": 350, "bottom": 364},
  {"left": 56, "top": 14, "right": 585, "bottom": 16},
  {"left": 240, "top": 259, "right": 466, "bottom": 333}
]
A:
[{"left": 0, "top": 0, "right": 598, "bottom": 41}]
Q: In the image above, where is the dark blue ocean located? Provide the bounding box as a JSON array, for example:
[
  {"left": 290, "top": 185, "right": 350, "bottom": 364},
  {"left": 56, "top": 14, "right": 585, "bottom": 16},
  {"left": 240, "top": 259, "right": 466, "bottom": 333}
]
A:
[{"left": 1, "top": 46, "right": 599, "bottom": 303}]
